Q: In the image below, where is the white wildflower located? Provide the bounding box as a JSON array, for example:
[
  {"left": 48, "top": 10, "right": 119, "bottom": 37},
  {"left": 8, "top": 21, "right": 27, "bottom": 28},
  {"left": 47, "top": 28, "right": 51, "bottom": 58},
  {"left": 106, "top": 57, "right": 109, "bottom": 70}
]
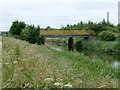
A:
[
  {"left": 98, "top": 84, "right": 107, "bottom": 88},
  {"left": 22, "top": 59, "right": 26, "bottom": 61},
  {"left": 13, "top": 61, "right": 18, "bottom": 64},
  {"left": 44, "top": 78, "right": 54, "bottom": 82},
  {"left": 4, "top": 63, "right": 9, "bottom": 65},
  {"left": 54, "top": 82, "right": 63, "bottom": 87},
  {"left": 64, "top": 83, "right": 73, "bottom": 88}
]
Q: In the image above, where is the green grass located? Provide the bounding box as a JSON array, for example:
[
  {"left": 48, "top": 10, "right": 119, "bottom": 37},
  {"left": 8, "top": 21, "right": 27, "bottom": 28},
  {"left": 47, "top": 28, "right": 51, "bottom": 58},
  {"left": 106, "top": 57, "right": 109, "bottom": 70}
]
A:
[
  {"left": 2, "top": 37, "right": 119, "bottom": 88},
  {"left": 82, "top": 40, "right": 118, "bottom": 55}
]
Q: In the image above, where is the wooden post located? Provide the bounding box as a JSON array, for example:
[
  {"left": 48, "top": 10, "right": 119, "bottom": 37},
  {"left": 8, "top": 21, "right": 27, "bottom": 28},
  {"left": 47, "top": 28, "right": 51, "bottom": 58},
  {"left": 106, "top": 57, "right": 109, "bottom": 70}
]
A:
[{"left": 68, "top": 36, "right": 74, "bottom": 51}]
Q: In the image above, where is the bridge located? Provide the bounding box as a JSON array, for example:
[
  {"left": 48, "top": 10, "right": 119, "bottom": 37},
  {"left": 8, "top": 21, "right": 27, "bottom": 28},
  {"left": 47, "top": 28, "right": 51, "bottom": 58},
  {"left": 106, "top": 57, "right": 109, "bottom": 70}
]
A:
[
  {"left": 41, "top": 30, "right": 93, "bottom": 38},
  {"left": 40, "top": 30, "right": 93, "bottom": 38},
  {"left": 40, "top": 30, "right": 94, "bottom": 51}
]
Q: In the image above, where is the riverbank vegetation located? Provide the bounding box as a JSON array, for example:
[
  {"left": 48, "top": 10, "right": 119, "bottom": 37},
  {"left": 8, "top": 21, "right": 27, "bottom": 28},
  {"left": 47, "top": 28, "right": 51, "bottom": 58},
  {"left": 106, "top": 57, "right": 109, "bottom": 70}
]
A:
[
  {"left": 2, "top": 37, "right": 119, "bottom": 88},
  {"left": 2, "top": 20, "right": 119, "bottom": 88},
  {"left": 75, "top": 39, "right": 118, "bottom": 55},
  {"left": 9, "top": 20, "right": 45, "bottom": 45}
]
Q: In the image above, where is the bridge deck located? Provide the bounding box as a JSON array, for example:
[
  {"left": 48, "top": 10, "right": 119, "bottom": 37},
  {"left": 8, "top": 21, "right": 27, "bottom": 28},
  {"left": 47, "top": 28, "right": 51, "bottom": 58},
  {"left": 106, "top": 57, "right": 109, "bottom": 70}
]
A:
[
  {"left": 43, "top": 34, "right": 92, "bottom": 38},
  {"left": 41, "top": 30, "right": 93, "bottom": 38},
  {"left": 41, "top": 30, "right": 91, "bottom": 35}
]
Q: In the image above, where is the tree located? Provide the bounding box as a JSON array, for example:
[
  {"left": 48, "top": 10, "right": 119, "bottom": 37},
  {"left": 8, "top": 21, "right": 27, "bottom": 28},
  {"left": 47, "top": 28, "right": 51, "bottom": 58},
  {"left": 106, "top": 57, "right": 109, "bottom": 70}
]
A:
[
  {"left": 45, "top": 26, "right": 51, "bottom": 30},
  {"left": 37, "top": 35, "right": 45, "bottom": 45},
  {"left": 98, "top": 31, "right": 117, "bottom": 41},
  {"left": 101, "top": 19, "right": 106, "bottom": 25},
  {"left": 9, "top": 20, "right": 26, "bottom": 36},
  {"left": 21, "top": 25, "right": 40, "bottom": 44}
]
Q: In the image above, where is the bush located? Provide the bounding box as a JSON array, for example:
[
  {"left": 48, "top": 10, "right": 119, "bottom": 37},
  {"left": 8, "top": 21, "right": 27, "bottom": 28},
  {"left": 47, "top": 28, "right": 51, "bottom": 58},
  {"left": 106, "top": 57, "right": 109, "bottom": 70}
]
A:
[
  {"left": 75, "top": 38, "right": 84, "bottom": 52},
  {"left": 20, "top": 25, "right": 40, "bottom": 44},
  {"left": 9, "top": 20, "right": 26, "bottom": 36},
  {"left": 36, "top": 35, "right": 45, "bottom": 45},
  {"left": 40, "top": 35, "right": 45, "bottom": 44},
  {"left": 98, "top": 31, "right": 117, "bottom": 41},
  {"left": 36, "top": 36, "right": 41, "bottom": 45}
]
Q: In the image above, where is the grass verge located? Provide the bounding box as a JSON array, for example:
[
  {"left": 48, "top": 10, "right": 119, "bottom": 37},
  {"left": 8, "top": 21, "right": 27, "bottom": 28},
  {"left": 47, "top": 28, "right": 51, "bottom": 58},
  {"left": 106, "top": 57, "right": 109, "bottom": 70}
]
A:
[{"left": 2, "top": 37, "right": 119, "bottom": 88}]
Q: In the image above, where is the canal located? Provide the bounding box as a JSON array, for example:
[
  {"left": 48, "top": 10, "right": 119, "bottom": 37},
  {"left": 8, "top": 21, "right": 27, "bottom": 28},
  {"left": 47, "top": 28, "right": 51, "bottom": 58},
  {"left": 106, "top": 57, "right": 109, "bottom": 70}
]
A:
[{"left": 47, "top": 39, "right": 120, "bottom": 69}]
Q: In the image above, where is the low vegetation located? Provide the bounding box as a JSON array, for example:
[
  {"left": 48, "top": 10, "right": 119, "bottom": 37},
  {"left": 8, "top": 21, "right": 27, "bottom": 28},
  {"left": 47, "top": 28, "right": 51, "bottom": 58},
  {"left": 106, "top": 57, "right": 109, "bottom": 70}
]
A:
[
  {"left": 9, "top": 20, "right": 45, "bottom": 45},
  {"left": 2, "top": 20, "right": 119, "bottom": 88},
  {"left": 98, "top": 31, "right": 118, "bottom": 41},
  {"left": 2, "top": 37, "right": 119, "bottom": 88},
  {"left": 20, "top": 25, "right": 40, "bottom": 44},
  {"left": 75, "top": 39, "right": 118, "bottom": 55}
]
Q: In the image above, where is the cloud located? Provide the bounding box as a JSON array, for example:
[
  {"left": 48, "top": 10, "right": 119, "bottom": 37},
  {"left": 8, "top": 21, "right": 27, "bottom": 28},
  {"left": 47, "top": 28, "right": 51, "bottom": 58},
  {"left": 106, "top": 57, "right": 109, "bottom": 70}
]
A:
[
  {"left": 0, "top": 0, "right": 118, "bottom": 30},
  {"left": 0, "top": 0, "right": 119, "bottom": 3}
]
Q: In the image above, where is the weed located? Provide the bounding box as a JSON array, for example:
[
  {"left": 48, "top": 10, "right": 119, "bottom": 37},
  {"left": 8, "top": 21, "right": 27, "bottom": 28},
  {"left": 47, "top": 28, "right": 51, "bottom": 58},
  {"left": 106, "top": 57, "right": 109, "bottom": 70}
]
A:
[
  {"left": 2, "top": 37, "right": 118, "bottom": 88},
  {"left": 14, "top": 44, "right": 20, "bottom": 61}
]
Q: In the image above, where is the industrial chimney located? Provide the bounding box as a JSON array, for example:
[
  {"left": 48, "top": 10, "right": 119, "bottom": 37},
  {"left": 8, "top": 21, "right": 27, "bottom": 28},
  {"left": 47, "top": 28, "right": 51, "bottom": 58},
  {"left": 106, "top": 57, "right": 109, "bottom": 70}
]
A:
[
  {"left": 118, "top": 1, "right": 120, "bottom": 24},
  {"left": 107, "top": 12, "right": 109, "bottom": 23}
]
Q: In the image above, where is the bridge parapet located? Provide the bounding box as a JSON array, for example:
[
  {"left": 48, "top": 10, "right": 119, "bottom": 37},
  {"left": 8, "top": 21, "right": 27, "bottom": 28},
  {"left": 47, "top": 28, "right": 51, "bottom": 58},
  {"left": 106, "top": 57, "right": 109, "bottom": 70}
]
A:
[
  {"left": 44, "top": 34, "right": 92, "bottom": 38},
  {"left": 41, "top": 30, "right": 93, "bottom": 36}
]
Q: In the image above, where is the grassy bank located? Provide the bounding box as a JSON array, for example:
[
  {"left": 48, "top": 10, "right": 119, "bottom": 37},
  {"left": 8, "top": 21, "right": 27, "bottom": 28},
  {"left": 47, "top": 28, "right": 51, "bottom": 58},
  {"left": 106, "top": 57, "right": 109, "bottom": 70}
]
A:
[{"left": 2, "top": 37, "right": 118, "bottom": 88}]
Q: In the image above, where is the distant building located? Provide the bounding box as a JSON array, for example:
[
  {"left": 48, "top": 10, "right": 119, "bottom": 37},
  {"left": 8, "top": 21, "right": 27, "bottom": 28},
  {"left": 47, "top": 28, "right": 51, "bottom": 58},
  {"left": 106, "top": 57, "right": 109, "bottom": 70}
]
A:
[{"left": 118, "top": 1, "right": 120, "bottom": 24}]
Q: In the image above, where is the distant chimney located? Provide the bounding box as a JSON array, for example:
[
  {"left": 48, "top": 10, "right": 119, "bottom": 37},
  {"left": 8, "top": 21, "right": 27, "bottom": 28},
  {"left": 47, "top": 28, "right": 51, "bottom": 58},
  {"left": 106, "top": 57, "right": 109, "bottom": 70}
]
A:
[
  {"left": 118, "top": 1, "right": 120, "bottom": 24},
  {"left": 107, "top": 12, "right": 109, "bottom": 23}
]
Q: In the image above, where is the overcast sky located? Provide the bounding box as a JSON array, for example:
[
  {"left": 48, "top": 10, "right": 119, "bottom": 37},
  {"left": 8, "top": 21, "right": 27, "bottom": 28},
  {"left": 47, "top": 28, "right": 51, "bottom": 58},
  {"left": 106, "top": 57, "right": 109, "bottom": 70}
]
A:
[{"left": 0, "top": 0, "right": 119, "bottom": 31}]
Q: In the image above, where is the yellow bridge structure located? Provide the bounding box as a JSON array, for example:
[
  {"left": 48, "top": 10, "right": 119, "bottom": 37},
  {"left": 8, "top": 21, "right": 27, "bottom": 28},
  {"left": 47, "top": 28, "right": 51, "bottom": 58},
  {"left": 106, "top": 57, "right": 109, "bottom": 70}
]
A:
[
  {"left": 40, "top": 30, "right": 95, "bottom": 50},
  {"left": 41, "top": 30, "right": 93, "bottom": 38}
]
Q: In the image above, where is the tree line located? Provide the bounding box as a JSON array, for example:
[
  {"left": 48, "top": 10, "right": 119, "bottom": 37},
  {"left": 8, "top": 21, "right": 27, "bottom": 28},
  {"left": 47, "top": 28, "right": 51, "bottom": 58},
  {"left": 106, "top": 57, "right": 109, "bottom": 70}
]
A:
[
  {"left": 61, "top": 19, "right": 118, "bottom": 41},
  {"left": 9, "top": 20, "right": 45, "bottom": 45},
  {"left": 9, "top": 19, "right": 118, "bottom": 42},
  {"left": 41, "top": 19, "right": 118, "bottom": 41},
  {"left": 61, "top": 19, "right": 117, "bottom": 31}
]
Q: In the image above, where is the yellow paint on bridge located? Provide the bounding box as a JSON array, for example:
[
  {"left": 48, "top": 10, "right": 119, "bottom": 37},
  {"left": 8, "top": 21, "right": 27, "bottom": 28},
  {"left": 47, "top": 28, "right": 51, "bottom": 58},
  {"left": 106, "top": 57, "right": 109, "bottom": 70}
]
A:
[{"left": 41, "top": 30, "right": 92, "bottom": 35}]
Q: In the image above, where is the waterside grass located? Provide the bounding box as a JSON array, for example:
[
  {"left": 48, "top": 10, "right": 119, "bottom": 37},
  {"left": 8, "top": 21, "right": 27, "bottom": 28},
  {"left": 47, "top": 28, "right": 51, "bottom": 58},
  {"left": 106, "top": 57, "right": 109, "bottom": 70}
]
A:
[{"left": 2, "top": 37, "right": 119, "bottom": 88}]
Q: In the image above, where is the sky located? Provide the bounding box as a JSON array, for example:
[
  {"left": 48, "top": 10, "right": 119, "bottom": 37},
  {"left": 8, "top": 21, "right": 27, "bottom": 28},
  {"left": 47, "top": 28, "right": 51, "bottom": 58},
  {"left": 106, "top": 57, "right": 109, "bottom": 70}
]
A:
[{"left": 0, "top": 0, "right": 119, "bottom": 31}]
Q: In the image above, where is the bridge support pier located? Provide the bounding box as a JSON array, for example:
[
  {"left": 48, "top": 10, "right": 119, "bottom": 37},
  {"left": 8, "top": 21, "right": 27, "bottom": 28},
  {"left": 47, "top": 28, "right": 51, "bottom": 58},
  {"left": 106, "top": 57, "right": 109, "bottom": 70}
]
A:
[
  {"left": 84, "top": 36, "right": 89, "bottom": 40},
  {"left": 68, "top": 37, "right": 74, "bottom": 51}
]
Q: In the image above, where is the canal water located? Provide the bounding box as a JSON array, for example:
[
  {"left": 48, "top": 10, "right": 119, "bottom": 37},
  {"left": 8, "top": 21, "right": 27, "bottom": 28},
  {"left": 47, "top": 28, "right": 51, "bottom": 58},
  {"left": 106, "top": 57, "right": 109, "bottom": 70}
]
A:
[
  {"left": 80, "top": 50, "right": 120, "bottom": 69},
  {"left": 49, "top": 41, "right": 120, "bottom": 69}
]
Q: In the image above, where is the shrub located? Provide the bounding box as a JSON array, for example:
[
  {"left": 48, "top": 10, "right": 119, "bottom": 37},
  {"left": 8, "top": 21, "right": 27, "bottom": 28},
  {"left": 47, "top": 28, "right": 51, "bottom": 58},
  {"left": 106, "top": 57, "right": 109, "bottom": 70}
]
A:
[
  {"left": 114, "top": 43, "right": 120, "bottom": 55},
  {"left": 75, "top": 38, "right": 84, "bottom": 52},
  {"left": 36, "top": 35, "right": 45, "bottom": 45},
  {"left": 9, "top": 20, "right": 26, "bottom": 36},
  {"left": 98, "top": 31, "right": 117, "bottom": 41},
  {"left": 14, "top": 35, "right": 19, "bottom": 39},
  {"left": 36, "top": 36, "right": 41, "bottom": 45},
  {"left": 20, "top": 25, "right": 40, "bottom": 44},
  {"left": 40, "top": 35, "right": 45, "bottom": 44}
]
